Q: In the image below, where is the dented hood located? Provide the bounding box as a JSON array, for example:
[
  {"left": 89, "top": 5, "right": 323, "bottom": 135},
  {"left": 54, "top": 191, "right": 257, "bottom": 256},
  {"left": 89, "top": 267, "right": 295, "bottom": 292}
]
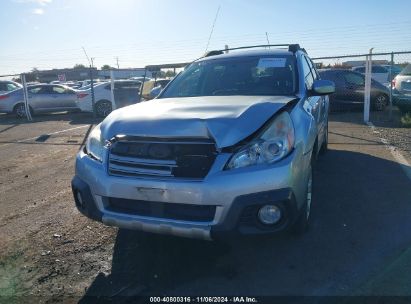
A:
[{"left": 100, "top": 95, "right": 296, "bottom": 148}]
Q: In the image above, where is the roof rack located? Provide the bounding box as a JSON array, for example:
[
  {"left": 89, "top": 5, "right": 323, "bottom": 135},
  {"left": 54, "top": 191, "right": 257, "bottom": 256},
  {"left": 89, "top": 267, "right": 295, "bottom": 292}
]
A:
[{"left": 204, "top": 44, "right": 304, "bottom": 57}]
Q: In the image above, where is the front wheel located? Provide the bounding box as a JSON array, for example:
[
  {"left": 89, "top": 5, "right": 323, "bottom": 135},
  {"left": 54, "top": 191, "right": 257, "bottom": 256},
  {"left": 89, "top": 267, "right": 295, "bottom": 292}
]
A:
[
  {"left": 291, "top": 165, "right": 313, "bottom": 235},
  {"left": 319, "top": 121, "right": 328, "bottom": 155},
  {"left": 95, "top": 100, "right": 112, "bottom": 118},
  {"left": 14, "top": 103, "right": 32, "bottom": 118},
  {"left": 374, "top": 94, "right": 388, "bottom": 111}
]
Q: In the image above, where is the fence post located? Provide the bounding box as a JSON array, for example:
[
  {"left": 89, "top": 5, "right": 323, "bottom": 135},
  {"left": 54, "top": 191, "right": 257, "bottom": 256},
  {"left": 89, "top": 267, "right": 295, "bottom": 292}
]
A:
[
  {"left": 364, "top": 49, "right": 373, "bottom": 123},
  {"left": 20, "top": 74, "right": 33, "bottom": 121},
  {"left": 110, "top": 70, "right": 116, "bottom": 110},
  {"left": 389, "top": 52, "right": 394, "bottom": 121},
  {"left": 139, "top": 68, "right": 147, "bottom": 102},
  {"left": 89, "top": 65, "right": 96, "bottom": 118}
]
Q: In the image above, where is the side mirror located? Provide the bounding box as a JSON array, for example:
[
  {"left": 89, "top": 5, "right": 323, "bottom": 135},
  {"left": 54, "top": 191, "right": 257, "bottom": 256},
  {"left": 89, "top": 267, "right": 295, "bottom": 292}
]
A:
[
  {"left": 149, "top": 86, "right": 162, "bottom": 99},
  {"left": 312, "top": 80, "right": 335, "bottom": 96}
]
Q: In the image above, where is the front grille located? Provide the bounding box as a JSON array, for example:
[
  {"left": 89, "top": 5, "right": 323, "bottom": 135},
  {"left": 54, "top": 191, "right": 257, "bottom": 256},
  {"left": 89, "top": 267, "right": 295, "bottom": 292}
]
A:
[
  {"left": 106, "top": 197, "right": 216, "bottom": 222},
  {"left": 108, "top": 137, "right": 217, "bottom": 179}
]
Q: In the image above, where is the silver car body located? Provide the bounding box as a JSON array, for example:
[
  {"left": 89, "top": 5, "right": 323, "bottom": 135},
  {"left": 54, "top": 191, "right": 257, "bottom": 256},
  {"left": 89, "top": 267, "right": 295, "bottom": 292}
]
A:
[
  {"left": 0, "top": 80, "right": 22, "bottom": 95},
  {"left": 75, "top": 80, "right": 141, "bottom": 112},
  {"left": 393, "top": 65, "right": 411, "bottom": 94},
  {"left": 0, "top": 84, "right": 78, "bottom": 114},
  {"left": 73, "top": 48, "right": 331, "bottom": 240}
]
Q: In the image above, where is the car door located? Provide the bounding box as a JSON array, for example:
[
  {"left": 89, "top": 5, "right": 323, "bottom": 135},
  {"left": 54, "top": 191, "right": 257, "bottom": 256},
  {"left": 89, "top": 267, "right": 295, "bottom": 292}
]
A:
[
  {"left": 48, "top": 85, "right": 75, "bottom": 110},
  {"left": 302, "top": 56, "right": 322, "bottom": 121},
  {"left": 371, "top": 66, "right": 389, "bottom": 85},
  {"left": 27, "top": 85, "right": 50, "bottom": 110},
  {"left": 301, "top": 55, "right": 323, "bottom": 153},
  {"left": 61, "top": 87, "right": 78, "bottom": 109},
  {"left": 307, "top": 57, "right": 327, "bottom": 144},
  {"left": 342, "top": 72, "right": 365, "bottom": 102}
]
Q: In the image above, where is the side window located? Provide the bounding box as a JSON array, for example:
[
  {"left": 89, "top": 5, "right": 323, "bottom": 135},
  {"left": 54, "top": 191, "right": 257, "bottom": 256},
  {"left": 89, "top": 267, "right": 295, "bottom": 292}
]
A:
[
  {"left": 0, "top": 84, "right": 5, "bottom": 91},
  {"left": 301, "top": 56, "right": 314, "bottom": 90},
  {"left": 28, "top": 86, "right": 42, "bottom": 94},
  {"left": 7, "top": 84, "right": 18, "bottom": 91},
  {"left": 372, "top": 66, "right": 388, "bottom": 73},
  {"left": 356, "top": 67, "right": 366, "bottom": 73},
  {"left": 52, "top": 86, "right": 66, "bottom": 94},
  {"left": 344, "top": 73, "right": 365, "bottom": 86}
]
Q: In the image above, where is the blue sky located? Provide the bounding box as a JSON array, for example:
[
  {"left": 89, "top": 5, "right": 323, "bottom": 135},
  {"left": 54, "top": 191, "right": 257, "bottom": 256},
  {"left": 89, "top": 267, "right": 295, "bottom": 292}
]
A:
[{"left": 0, "top": 0, "right": 411, "bottom": 75}]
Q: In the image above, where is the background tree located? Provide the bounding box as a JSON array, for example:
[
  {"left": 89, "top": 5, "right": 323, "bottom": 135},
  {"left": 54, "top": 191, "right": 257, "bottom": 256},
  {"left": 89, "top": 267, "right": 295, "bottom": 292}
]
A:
[
  {"left": 73, "top": 63, "right": 87, "bottom": 69},
  {"left": 101, "top": 65, "right": 113, "bottom": 70},
  {"left": 165, "top": 70, "right": 176, "bottom": 77}
]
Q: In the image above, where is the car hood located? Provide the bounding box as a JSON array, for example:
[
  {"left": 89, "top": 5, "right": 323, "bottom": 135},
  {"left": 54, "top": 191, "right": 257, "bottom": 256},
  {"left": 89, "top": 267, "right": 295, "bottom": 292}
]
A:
[{"left": 100, "top": 95, "right": 297, "bottom": 148}]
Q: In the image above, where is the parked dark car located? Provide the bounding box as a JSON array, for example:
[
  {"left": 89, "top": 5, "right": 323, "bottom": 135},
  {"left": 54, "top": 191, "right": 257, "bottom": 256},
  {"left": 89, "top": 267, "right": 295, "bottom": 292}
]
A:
[{"left": 319, "top": 69, "right": 389, "bottom": 111}]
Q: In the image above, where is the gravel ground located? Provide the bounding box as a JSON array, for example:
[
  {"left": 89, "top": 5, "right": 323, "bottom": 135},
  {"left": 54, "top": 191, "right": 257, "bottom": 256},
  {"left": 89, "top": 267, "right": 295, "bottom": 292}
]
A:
[{"left": 0, "top": 110, "right": 410, "bottom": 303}]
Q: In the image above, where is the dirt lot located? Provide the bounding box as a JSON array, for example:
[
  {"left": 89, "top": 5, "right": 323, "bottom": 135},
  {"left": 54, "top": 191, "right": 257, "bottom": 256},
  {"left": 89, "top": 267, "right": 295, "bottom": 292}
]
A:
[{"left": 0, "top": 110, "right": 410, "bottom": 303}]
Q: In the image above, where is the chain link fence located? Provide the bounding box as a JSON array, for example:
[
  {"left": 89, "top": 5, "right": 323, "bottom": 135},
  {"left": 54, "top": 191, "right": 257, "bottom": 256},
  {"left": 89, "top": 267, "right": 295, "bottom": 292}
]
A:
[
  {"left": 0, "top": 73, "right": 33, "bottom": 120},
  {"left": 2, "top": 50, "right": 410, "bottom": 123},
  {"left": 312, "top": 51, "right": 411, "bottom": 121}
]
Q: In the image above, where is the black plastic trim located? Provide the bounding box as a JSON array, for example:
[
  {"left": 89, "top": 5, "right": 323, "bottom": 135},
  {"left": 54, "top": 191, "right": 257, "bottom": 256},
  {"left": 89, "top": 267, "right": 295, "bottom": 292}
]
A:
[
  {"left": 210, "top": 188, "right": 299, "bottom": 239},
  {"left": 71, "top": 176, "right": 102, "bottom": 222}
]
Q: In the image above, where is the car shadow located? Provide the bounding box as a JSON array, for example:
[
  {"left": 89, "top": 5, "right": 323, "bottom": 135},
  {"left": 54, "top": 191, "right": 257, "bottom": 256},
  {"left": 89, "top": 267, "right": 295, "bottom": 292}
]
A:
[
  {"left": 79, "top": 149, "right": 411, "bottom": 302},
  {"left": 330, "top": 107, "right": 403, "bottom": 128}
]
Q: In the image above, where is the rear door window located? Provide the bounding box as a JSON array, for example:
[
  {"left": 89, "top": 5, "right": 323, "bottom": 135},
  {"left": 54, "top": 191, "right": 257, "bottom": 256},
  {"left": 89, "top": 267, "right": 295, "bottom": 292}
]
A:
[
  {"left": 28, "top": 86, "right": 43, "bottom": 94},
  {"left": 372, "top": 66, "right": 388, "bottom": 73},
  {"left": 344, "top": 73, "right": 365, "bottom": 86},
  {"left": 355, "top": 67, "right": 366, "bottom": 73},
  {"left": 52, "top": 86, "right": 66, "bottom": 94}
]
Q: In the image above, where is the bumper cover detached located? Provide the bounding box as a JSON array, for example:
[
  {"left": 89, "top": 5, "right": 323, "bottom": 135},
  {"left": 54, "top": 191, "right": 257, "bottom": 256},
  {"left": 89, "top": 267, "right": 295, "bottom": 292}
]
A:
[
  {"left": 71, "top": 176, "right": 103, "bottom": 222},
  {"left": 210, "top": 188, "right": 298, "bottom": 239},
  {"left": 72, "top": 175, "right": 298, "bottom": 240}
]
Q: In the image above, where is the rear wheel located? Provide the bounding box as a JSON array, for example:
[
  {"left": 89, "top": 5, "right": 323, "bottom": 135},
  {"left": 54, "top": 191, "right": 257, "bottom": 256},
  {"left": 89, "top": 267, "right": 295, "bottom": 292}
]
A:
[
  {"left": 95, "top": 100, "right": 112, "bottom": 118},
  {"left": 14, "top": 103, "right": 32, "bottom": 118},
  {"left": 374, "top": 94, "right": 388, "bottom": 111}
]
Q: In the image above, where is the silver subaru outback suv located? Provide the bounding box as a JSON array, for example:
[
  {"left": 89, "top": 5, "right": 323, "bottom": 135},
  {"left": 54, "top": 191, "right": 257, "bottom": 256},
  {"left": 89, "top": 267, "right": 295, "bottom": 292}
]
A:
[{"left": 72, "top": 44, "right": 335, "bottom": 240}]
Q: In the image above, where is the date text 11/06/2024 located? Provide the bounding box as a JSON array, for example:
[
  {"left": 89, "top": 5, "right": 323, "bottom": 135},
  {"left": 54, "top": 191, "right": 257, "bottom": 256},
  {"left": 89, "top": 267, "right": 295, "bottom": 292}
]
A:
[{"left": 149, "top": 296, "right": 258, "bottom": 303}]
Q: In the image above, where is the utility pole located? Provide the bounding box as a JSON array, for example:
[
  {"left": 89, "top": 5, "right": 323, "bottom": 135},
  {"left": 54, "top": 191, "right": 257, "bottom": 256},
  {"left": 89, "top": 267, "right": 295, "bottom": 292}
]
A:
[
  {"left": 82, "top": 47, "right": 96, "bottom": 118},
  {"left": 115, "top": 57, "right": 119, "bottom": 69},
  {"left": 265, "top": 32, "right": 271, "bottom": 48}
]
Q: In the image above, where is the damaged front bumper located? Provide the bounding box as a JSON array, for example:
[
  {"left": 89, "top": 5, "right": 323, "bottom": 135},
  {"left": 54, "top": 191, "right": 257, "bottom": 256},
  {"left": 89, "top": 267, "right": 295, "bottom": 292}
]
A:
[{"left": 72, "top": 146, "right": 309, "bottom": 240}]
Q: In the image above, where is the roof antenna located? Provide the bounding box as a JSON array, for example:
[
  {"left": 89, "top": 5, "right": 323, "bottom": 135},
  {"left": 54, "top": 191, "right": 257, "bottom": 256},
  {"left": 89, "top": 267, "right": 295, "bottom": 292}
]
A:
[
  {"left": 205, "top": 5, "right": 221, "bottom": 53},
  {"left": 265, "top": 32, "right": 271, "bottom": 49}
]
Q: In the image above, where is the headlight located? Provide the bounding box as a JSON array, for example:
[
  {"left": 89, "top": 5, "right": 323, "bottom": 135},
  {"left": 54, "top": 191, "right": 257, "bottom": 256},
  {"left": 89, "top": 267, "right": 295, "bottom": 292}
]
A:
[
  {"left": 226, "top": 111, "right": 295, "bottom": 170},
  {"left": 86, "top": 124, "right": 105, "bottom": 162}
]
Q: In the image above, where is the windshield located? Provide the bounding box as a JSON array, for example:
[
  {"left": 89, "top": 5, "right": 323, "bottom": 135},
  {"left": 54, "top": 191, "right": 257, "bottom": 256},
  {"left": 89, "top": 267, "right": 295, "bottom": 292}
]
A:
[
  {"left": 159, "top": 55, "right": 297, "bottom": 98},
  {"left": 400, "top": 64, "right": 411, "bottom": 76}
]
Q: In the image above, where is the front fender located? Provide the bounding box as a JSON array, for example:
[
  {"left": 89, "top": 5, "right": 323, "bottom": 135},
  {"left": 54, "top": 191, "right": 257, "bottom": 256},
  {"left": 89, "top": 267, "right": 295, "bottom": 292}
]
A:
[{"left": 291, "top": 99, "right": 318, "bottom": 157}]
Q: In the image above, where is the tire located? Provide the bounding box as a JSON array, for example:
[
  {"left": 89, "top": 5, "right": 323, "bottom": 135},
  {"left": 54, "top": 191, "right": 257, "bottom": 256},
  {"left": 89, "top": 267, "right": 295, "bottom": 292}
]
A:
[
  {"left": 374, "top": 94, "right": 388, "bottom": 111},
  {"left": 95, "top": 100, "right": 112, "bottom": 118},
  {"left": 13, "top": 103, "right": 33, "bottom": 119},
  {"left": 319, "top": 121, "right": 328, "bottom": 155},
  {"left": 291, "top": 163, "right": 313, "bottom": 235}
]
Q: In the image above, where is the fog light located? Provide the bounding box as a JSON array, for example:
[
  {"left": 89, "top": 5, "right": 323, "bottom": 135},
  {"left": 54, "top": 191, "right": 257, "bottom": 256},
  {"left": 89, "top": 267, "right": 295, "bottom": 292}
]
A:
[{"left": 258, "top": 205, "right": 282, "bottom": 225}]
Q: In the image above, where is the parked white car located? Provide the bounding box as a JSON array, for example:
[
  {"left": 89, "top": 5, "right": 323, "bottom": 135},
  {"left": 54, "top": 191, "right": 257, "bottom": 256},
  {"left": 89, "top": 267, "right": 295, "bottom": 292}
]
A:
[
  {"left": 75, "top": 80, "right": 141, "bottom": 117},
  {"left": 351, "top": 65, "right": 391, "bottom": 86}
]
